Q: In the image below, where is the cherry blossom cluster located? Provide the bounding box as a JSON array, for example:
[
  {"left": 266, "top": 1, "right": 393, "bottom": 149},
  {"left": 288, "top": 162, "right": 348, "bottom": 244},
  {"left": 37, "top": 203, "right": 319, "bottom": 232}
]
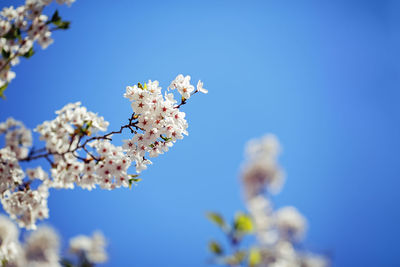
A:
[
  {"left": 242, "top": 134, "right": 284, "bottom": 198},
  {"left": 206, "top": 135, "right": 328, "bottom": 267},
  {"left": 0, "top": 74, "right": 206, "bottom": 229},
  {"left": 122, "top": 75, "right": 206, "bottom": 173},
  {"left": 0, "top": 0, "right": 75, "bottom": 98},
  {"left": 0, "top": 117, "right": 32, "bottom": 159},
  {"left": 0, "top": 214, "right": 107, "bottom": 267},
  {"left": 69, "top": 231, "right": 108, "bottom": 264}
]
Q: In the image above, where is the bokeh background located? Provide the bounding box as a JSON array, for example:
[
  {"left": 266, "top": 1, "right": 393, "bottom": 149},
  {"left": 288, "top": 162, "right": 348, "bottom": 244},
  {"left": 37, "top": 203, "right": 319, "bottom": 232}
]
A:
[{"left": 1, "top": 0, "right": 400, "bottom": 266}]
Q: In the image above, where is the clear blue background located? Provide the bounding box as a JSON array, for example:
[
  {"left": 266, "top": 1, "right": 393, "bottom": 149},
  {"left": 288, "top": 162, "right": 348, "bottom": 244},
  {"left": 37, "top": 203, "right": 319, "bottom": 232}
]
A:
[{"left": 1, "top": 0, "right": 400, "bottom": 266}]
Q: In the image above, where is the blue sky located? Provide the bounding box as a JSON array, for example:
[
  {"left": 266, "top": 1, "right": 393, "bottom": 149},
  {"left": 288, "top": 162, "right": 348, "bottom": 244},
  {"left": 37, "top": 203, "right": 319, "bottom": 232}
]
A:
[{"left": 1, "top": 0, "right": 400, "bottom": 266}]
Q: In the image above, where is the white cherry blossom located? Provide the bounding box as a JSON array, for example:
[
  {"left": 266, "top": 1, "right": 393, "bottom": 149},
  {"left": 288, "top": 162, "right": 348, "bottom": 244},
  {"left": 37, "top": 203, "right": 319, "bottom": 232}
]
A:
[
  {"left": 0, "top": 74, "right": 206, "bottom": 229},
  {"left": 69, "top": 231, "right": 108, "bottom": 263},
  {"left": 0, "top": 0, "right": 76, "bottom": 93}
]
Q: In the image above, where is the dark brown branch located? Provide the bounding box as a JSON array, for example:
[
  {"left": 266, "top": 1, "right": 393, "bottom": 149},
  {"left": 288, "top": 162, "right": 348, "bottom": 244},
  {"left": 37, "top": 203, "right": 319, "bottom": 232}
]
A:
[
  {"left": 82, "top": 146, "right": 100, "bottom": 162},
  {"left": 175, "top": 99, "right": 187, "bottom": 109},
  {"left": 174, "top": 90, "right": 199, "bottom": 109},
  {"left": 20, "top": 113, "right": 140, "bottom": 165},
  {"left": 44, "top": 155, "right": 53, "bottom": 166},
  {"left": 72, "top": 153, "right": 87, "bottom": 162},
  {"left": 18, "top": 88, "right": 203, "bottom": 165}
]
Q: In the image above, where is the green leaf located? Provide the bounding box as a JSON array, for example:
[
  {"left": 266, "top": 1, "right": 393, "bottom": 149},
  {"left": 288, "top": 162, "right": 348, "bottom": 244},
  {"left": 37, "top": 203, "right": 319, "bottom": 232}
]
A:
[
  {"left": 248, "top": 248, "right": 261, "bottom": 267},
  {"left": 1, "top": 49, "right": 10, "bottom": 59},
  {"left": 22, "top": 47, "right": 35, "bottom": 58},
  {"left": 208, "top": 240, "right": 223, "bottom": 255},
  {"left": 3, "top": 26, "right": 21, "bottom": 40},
  {"left": 0, "top": 83, "right": 8, "bottom": 99},
  {"left": 60, "top": 258, "right": 74, "bottom": 267},
  {"left": 81, "top": 120, "right": 92, "bottom": 131},
  {"left": 235, "top": 251, "right": 247, "bottom": 263},
  {"left": 128, "top": 176, "right": 141, "bottom": 189},
  {"left": 206, "top": 212, "right": 227, "bottom": 229},
  {"left": 49, "top": 11, "right": 70, "bottom": 29},
  {"left": 54, "top": 21, "right": 70, "bottom": 30},
  {"left": 50, "top": 10, "right": 62, "bottom": 23},
  {"left": 78, "top": 126, "right": 87, "bottom": 136},
  {"left": 234, "top": 212, "right": 253, "bottom": 233},
  {"left": 160, "top": 135, "right": 172, "bottom": 142}
]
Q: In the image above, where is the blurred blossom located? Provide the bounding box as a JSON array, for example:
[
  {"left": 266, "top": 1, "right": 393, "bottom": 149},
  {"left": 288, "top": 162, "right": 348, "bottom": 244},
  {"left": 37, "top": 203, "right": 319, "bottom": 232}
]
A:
[
  {"left": 242, "top": 134, "right": 285, "bottom": 198},
  {"left": 274, "top": 206, "right": 307, "bottom": 242},
  {"left": 0, "top": 215, "right": 21, "bottom": 263},
  {"left": 207, "top": 134, "right": 329, "bottom": 267},
  {"left": 24, "top": 226, "right": 60, "bottom": 267},
  {"left": 300, "top": 254, "right": 330, "bottom": 267},
  {"left": 0, "top": 0, "right": 75, "bottom": 95},
  {"left": 0, "top": 215, "right": 109, "bottom": 266},
  {"left": 69, "top": 231, "right": 108, "bottom": 263}
]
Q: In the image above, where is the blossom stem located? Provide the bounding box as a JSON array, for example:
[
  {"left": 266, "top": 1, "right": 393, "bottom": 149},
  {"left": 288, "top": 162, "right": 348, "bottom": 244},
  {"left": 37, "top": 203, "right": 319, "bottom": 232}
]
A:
[
  {"left": 174, "top": 90, "right": 199, "bottom": 109},
  {"left": 19, "top": 113, "right": 140, "bottom": 165}
]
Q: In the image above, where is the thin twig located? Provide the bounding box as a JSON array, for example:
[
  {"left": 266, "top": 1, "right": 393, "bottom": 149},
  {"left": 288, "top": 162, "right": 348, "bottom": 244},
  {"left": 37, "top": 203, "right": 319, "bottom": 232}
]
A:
[
  {"left": 174, "top": 90, "right": 199, "bottom": 109},
  {"left": 20, "top": 113, "right": 140, "bottom": 164}
]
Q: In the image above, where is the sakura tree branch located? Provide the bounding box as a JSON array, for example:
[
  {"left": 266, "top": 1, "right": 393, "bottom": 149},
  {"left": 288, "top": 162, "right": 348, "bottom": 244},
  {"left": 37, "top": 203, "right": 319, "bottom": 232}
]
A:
[
  {"left": 20, "top": 113, "right": 141, "bottom": 164},
  {"left": 174, "top": 90, "right": 199, "bottom": 109}
]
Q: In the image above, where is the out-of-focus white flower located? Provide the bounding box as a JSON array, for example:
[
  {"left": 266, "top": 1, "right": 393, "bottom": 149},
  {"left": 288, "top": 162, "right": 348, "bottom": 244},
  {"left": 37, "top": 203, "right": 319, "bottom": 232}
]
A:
[
  {"left": 274, "top": 206, "right": 307, "bottom": 242},
  {"left": 0, "top": 147, "right": 49, "bottom": 229},
  {"left": 26, "top": 166, "right": 48, "bottom": 181},
  {"left": 37, "top": 31, "right": 53, "bottom": 49},
  {"left": 55, "top": 0, "right": 76, "bottom": 6},
  {"left": 241, "top": 134, "right": 284, "bottom": 198},
  {"left": 1, "top": 7, "right": 17, "bottom": 21},
  {"left": 69, "top": 231, "right": 107, "bottom": 263},
  {"left": 0, "top": 131, "right": 49, "bottom": 228},
  {"left": 0, "top": 215, "right": 21, "bottom": 263},
  {"left": 245, "top": 134, "right": 281, "bottom": 160},
  {"left": 0, "top": 220, "right": 110, "bottom": 267},
  {"left": 0, "top": 0, "right": 76, "bottom": 89},
  {"left": 23, "top": 226, "right": 60, "bottom": 266},
  {"left": 247, "top": 196, "right": 271, "bottom": 231},
  {"left": 0, "top": 147, "right": 25, "bottom": 195},
  {"left": 236, "top": 134, "right": 328, "bottom": 266},
  {"left": 1, "top": 186, "right": 50, "bottom": 229},
  {"left": 247, "top": 195, "right": 279, "bottom": 245},
  {"left": 0, "top": 118, "right": 32, "bottom": 159},
  {"left": 300, "top": 253, "right": 329, "bottom": 267}
]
